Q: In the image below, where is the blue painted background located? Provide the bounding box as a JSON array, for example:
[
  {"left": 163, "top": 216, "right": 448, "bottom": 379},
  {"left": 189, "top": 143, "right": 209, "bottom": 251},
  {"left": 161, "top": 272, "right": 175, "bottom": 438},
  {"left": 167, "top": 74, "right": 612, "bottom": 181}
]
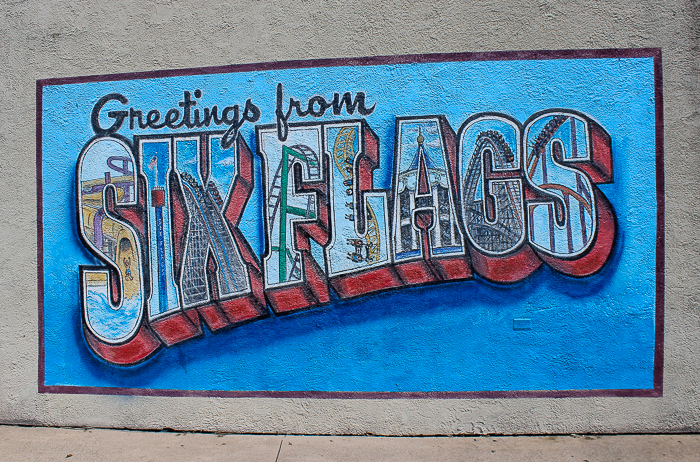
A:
[{"left": 41, "top": 57, "right": 657, "bottom": 392}]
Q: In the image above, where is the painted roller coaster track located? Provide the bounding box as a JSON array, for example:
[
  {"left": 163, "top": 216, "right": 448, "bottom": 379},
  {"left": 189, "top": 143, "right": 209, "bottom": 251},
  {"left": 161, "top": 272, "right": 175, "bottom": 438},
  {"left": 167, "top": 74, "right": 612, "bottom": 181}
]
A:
[{"left": 269, "top": 145, "right": 318, "bottom": 283}]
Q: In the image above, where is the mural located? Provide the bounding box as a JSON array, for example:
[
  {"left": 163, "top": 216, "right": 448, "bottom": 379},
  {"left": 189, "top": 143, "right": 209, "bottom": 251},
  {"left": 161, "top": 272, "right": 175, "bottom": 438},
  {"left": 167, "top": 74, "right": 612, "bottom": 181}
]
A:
[{"left": 38, "top": 49, "right": 663, "bottom": 397}]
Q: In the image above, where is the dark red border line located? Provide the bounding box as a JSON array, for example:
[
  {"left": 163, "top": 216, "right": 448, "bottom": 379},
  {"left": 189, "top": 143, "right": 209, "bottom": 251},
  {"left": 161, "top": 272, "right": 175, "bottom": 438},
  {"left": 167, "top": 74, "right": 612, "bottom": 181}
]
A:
[
  {"left": 653, "top": 50, "right": 665, "bottom": 397},
  {"left": 37, "top": 48, "right": 661, "bottom": 87},
  {"left": 37, "top": 48, "right": 664, "bottom": 399},
  {"left": 37, "top": 384, "right": 658, "bottom": 400},
  {"left": 36, "top": 79, "right": 46, "bottom": 393}
]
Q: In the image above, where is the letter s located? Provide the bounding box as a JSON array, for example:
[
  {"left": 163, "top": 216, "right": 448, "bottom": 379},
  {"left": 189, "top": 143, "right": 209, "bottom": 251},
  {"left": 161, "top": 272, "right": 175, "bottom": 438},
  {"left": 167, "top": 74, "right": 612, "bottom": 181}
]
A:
[
  {"left": 77, "top": 137, "right": 160, "bottom": 365},
  {"left": 523, "top": 110, "right": 615, "bottom": 276}
]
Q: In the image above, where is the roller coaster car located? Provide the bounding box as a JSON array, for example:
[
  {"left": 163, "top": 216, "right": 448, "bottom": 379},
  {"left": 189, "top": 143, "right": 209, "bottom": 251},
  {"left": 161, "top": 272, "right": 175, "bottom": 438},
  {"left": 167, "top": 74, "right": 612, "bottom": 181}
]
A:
[
  {"left": 347, "top": 252, "right": 364, "bottom": 263},
  {"left": 347, "top": 239, "right": 373, "bottom": 263}
]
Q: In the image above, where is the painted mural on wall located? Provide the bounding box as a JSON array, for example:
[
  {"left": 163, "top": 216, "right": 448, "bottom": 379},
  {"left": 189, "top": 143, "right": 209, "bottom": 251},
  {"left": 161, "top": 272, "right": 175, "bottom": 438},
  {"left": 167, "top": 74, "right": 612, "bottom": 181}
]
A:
[{"left": 38, "top": 49, "right": 663, "bottom": 397}]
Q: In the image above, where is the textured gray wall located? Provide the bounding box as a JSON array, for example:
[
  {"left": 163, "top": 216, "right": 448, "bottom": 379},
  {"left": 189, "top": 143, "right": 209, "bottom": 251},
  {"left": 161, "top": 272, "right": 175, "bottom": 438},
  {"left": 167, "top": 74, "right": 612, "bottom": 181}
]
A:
[{"left": 1, "top": 0, "right": 698, "bottom": 434}]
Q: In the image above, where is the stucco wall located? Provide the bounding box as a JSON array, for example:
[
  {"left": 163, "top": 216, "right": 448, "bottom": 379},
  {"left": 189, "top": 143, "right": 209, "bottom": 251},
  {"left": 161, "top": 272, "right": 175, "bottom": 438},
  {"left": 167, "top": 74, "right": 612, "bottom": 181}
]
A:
[{"left": 1, "top": 0, "right": 699, "bottom": 435}]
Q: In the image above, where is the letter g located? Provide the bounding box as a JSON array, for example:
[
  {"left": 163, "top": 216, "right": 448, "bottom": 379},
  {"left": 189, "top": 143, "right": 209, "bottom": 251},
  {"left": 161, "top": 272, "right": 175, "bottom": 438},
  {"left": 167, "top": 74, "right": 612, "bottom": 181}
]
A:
[{"left": 91, "top": 93, "right": 128, "bottom": 135}]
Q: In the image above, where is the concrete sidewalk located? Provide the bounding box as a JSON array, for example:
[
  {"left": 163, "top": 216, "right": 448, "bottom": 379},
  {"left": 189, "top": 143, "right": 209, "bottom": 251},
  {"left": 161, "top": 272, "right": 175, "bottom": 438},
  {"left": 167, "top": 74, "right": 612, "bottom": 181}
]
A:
[{"left": 1, "top": 425, "right": 699, "bottom": 461}]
